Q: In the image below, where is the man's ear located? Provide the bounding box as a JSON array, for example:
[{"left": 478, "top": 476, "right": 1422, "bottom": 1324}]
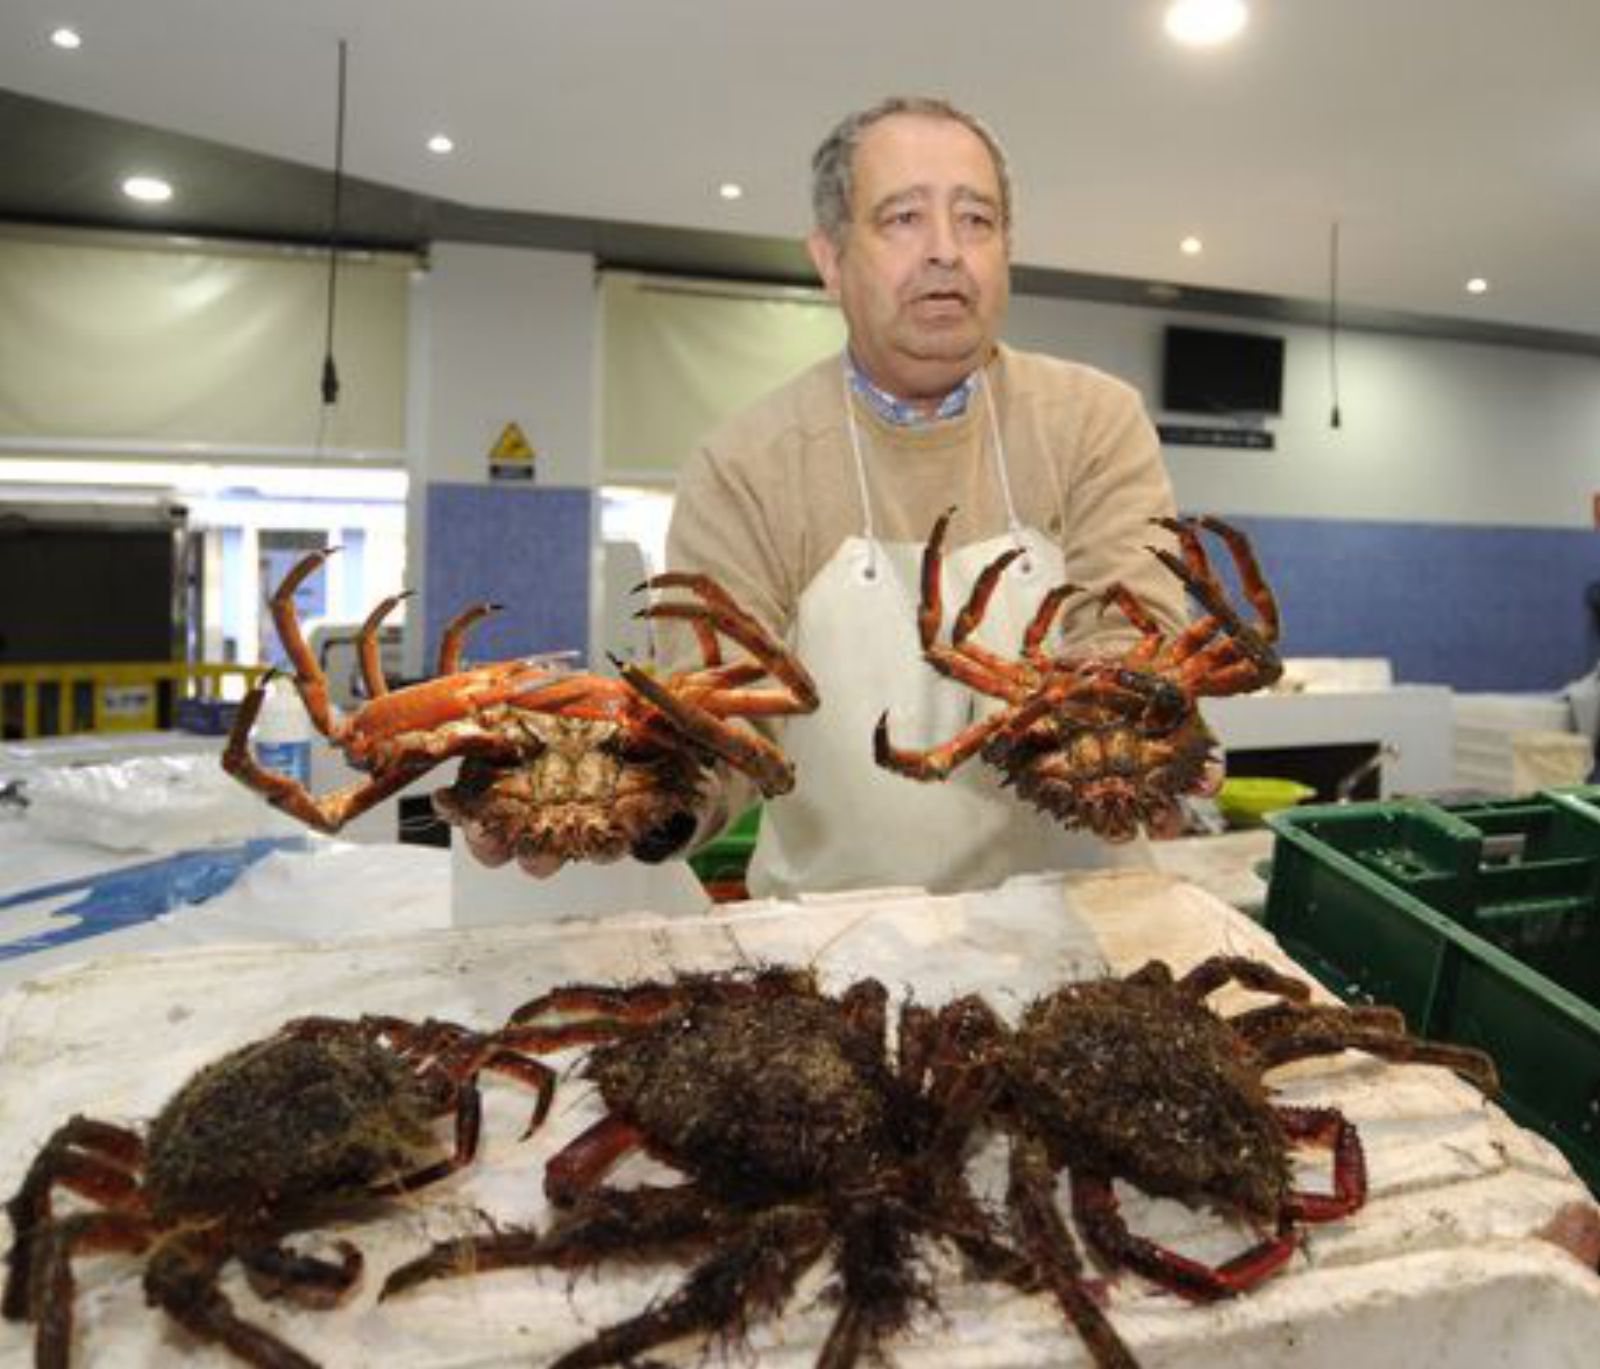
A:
[{"left": 807, "top": 229, "right": 842, "bottom": 297}]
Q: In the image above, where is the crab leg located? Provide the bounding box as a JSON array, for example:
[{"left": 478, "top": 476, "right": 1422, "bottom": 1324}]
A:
[
  {"left": 619, "top": 662, "right": 796, "bottom": 795},
  {"left": 1071, "top": 1171, "right": 1298, "bottom": 1301},
  {"left": 222, "top": 684, "right": 430, "bottom": 833},
  {"left": 356, "top": 589, "right": 412, "bottom": 698},
  {"left": 378, "top": 1083, "right": 485, "bottom": 1195},
  {"left": 382, "top": 1186, "right": 735, "bottom": 1301},
  {"left": 911, "top": 510, "right": 1035, "bottom": 694},
  {"left": 29, "top": 1210, "right": 157, "bottom": 1368},
  {"left": 635, "top": 573, "right": 726, "bottom": 668},
  {"left": 1278, "top": 1106, "right": 1367, "bottom": 1222},
  {"left": 147, "top": 1227, "right": 321, "bottom": 1369},
  {"left": 547, "top": 1207, "right": 830, "bottom": 1369},
  {"left": 1251, "top": 1019, "right": 1500, "bottom": 1095},
  {"left": 920, "top": 644, "right": 1033, "bottom": 701},
  {"left": 1023, "top": 580, "right": 1082, "bottom": 665},
  {"left": 1095, "top": 585, "right": 1169, "bottom": 668},
  {"left": 1009, "top": 1137, "right": 1138, "bottom": 1369},
  {"left": 239, "top": 1239, "right": 364, "bottom": 1309},
  {"left": 1175, "top": 955, "right": 1314, "bottom": 1004},
  {"left": 506, "top": 980, "right": 681, "bottom": 1030},
  {"left": 545, "top": 1115, "right": 648, "bottom": 1206},
  {"left": 1148, "top": 535, "right": 1280, "bottom": 692},
  {"left": 918, "top": 507, "right": 958, "bottom": 650},
  {"left": 437, "top": 600, "right": 502, "bottom": 676},
  {"left": 3, "top": 1116, "right": 146, "bottom": 1320},
  {"left": 1227, "top": 1001, "right": 1406, "bottom": 1048},
  {"left": 947, "top": 547, "right": 1037, "bottom": 682},
  {"left": 873, "top": 695, "right": 1047, "bottom": 782},
  {"left": 267, "top": 549, "right": 341, "bottom": 738},
  {"left": 1180, "top": 515, "right": 1282, "bottom": 642},
  {"left": 638, "top": 598, "right": 819, "bottom": 709}
]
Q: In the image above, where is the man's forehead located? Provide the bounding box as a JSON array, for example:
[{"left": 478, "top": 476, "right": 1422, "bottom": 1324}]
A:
[{"left": 854, "top": 115, "right": 1000, "bottom": 192}]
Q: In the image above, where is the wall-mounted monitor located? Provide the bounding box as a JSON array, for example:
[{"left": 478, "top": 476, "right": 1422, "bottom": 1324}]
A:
[{"left": 1161, "top": 326, "right": 1285, "bottom": 416}]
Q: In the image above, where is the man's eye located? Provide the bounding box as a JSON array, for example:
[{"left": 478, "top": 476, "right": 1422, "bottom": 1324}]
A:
[{"left": 884, "top": 209, "right": 921, "bottom": 227}]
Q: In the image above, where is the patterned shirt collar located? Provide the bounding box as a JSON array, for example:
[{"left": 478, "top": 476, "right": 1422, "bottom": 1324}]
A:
[{"left": 846, "top": 352, "right": 977, "bottom": 426}]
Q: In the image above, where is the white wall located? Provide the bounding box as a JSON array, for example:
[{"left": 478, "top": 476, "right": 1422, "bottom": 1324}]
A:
[{"left": 1006, "top": 294, "right": 1600, "bottom": 530}]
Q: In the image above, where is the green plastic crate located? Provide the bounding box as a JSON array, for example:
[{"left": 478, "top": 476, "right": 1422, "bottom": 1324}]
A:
[
  {"left": 1264, "top": 787, "right": 1600, "bottom": 1196},
  {"left": 687, "top": 805, "right": 762, "bottom": 894}
]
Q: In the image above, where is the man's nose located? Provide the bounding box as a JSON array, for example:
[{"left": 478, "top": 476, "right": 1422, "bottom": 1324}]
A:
[{"left": 924, "top": 212, "right": 962, "bottom": 267}]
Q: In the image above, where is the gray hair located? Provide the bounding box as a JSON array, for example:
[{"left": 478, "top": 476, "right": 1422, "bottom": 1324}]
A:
[{"left": 810, "top": 96, "right": 1014, "bottom": 249}]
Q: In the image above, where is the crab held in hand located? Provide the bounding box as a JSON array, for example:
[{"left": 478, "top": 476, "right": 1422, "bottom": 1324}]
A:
[
  {"left": 875, "top": 510, "right": 1283, "bottom": 841},
  {"left": 3, "top": 1014, "right": 555, "bottom": 1368},
  {"left": 223, "top": 552, "right": 818, "bottom": 873}
]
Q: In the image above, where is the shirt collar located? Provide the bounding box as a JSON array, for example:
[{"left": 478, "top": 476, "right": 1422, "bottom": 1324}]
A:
[{"left": 846, "top": 353, "right": 977, "bottom": 426}]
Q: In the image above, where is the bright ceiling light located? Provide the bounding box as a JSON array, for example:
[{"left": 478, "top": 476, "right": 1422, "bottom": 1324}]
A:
[
  {"left": 1165, "top": 0, "right": 1249, "bottom": 48},
  {"left": 426, "top": 133, "right": 454, "bottom": 155},
  {"left": 718, "top": 182, "right": 744, "bottom": 201},
  {"left": 1465, "top": 277, "right": 1489, "bottom": 294},
  {"left": 122, "top": 175, "right": 173, "bottom": 203},
  {"left": 1180, "top": 235, "right": 1203, "bottom": 255},
  {"left": 50, "top": 27, "right": 83, "bottom": 50}
]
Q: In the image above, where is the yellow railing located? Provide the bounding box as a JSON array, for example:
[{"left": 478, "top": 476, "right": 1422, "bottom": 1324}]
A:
[{"left": 0, "top": 662, "right": 268, "bottom": 739}]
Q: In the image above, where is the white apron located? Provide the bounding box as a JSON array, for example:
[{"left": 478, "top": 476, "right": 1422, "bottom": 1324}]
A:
[{"left": 748, "top": 373, "right": 1150, "bottom": 899}]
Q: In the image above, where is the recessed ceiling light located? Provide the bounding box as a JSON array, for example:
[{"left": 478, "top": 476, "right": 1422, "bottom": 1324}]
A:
[
  {"left": 1465, "top": 277, "right": 1489, "bottom": 294},
  {"left": 1180, "top": 235, "right": 1203, "bottom": 256},
  {"left": 426, "top": 133, "right": 454, "bottom": 155},
  {"left": 122, "top": 176, "right": 173, "bottom": 204},
  {"left": 1165, "top": 0, "right": 1248, "bottom": 48},
  {"left": 49, "top": 27, "right": 82, "bottom": 50},
  {"left": 718, "top": 182, "right": 744, "bottom": 201}
]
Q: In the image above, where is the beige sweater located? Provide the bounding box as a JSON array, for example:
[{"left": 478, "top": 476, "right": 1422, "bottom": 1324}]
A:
[
  {"left": 661, "top": 344, "right": 1190, "bottom": 885},
  {"left": 668, "top": 342, "right": 1186, "bottom": 659}
]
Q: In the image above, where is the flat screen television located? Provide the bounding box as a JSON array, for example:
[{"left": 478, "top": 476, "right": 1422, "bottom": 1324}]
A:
[{"left": 1161, "top": 326, "right": 1285, "bottom": 416}]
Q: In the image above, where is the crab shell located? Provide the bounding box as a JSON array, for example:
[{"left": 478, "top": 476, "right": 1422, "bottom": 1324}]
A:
[
  {"left": 989, "top": 706, "right": 1219, "bottom": 844},
  {"left": 431, "top": 713, "right": 710, "bottom": 868}
]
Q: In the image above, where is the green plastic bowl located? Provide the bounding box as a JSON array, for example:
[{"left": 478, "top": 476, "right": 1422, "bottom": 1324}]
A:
[{"left": 1217, "top": 777, "right": 1316, "bottom": 827}]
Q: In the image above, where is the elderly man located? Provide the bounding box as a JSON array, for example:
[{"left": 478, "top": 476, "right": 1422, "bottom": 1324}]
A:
[{"left": 665, "top": 95, "right": 1189, "bottom": 899}]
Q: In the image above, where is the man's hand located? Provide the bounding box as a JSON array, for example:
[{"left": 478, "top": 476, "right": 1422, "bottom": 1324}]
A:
[{"left": 1145, "top": 757, "right": 1225, "bottom": 842}]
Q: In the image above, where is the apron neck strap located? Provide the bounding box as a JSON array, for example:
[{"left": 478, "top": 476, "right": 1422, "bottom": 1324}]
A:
[{"left": 840, "top": 361, "right": 1031, "bottom": 580}]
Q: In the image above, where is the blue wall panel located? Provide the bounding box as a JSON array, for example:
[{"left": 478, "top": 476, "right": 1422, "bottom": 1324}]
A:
[
  {"left": 424, "top": 482, "right": 592, "bottom": 666},
  {"left": 1212, "top": 515, "right": 1600, "bottom": 692}
]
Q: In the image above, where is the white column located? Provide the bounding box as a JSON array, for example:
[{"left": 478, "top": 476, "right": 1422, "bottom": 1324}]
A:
[{"left": 403, "top": 242, "right": 598, "bottom": 675}]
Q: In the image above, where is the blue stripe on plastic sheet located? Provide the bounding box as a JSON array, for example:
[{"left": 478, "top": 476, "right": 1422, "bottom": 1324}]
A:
[{"left": 0, "top": 837, "right": 305, "bottom": 962}]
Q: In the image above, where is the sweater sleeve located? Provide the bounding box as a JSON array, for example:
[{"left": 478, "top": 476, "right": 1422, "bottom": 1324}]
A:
[
  {"left": 664, "top": 439, "right": 794, "bottom": 650},
  {"left": 656, "top": 437, "right": 795, "bottom": 848},
  {"left": 1053, "top": 375, "right": 1189, "bottom": 658}
]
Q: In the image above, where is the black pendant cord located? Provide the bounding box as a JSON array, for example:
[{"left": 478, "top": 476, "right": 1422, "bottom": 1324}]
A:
[
  {"left": 1327, "top": 219, "right": 1342, "bottom": 430},
  {"left": 320, "top": 39, "right": 349, "bottom": 412}
]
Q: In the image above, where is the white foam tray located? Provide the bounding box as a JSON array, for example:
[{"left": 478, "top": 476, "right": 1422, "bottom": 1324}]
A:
[{"left": 0, "top": 872, "right": 1595, "bottom": 1366}]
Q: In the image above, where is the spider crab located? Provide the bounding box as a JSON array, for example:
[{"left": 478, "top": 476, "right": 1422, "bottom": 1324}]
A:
[
  {"left": 223, "top": 551, "right": 818, "bottom": 873},
  {"left": 960, "top": 955, "right": 1499, "bottom": 1365},
  {"left": 3, "top": 1014, "right": 556, "bottom": 1368},
  {"left": 874, "top": 509, "right": 1284, "bottom": 841},
  {"left": 380, "top": 967, "right": 1050, "bottom": 1369}
]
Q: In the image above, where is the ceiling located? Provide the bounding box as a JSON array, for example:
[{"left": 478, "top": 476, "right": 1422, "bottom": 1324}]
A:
[{"left": 2, "top": 1, "right": 1599, "bottom": 350}]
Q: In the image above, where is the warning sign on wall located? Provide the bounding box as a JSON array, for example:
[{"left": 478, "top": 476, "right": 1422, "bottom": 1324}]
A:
[{"left": 489, "top": 422, "right": 537, "bottom": 482}]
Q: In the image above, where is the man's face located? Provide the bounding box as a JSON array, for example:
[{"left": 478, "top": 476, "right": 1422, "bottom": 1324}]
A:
[{"left": 809, "top": 113, "right": 1010, "bottom": 405}]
